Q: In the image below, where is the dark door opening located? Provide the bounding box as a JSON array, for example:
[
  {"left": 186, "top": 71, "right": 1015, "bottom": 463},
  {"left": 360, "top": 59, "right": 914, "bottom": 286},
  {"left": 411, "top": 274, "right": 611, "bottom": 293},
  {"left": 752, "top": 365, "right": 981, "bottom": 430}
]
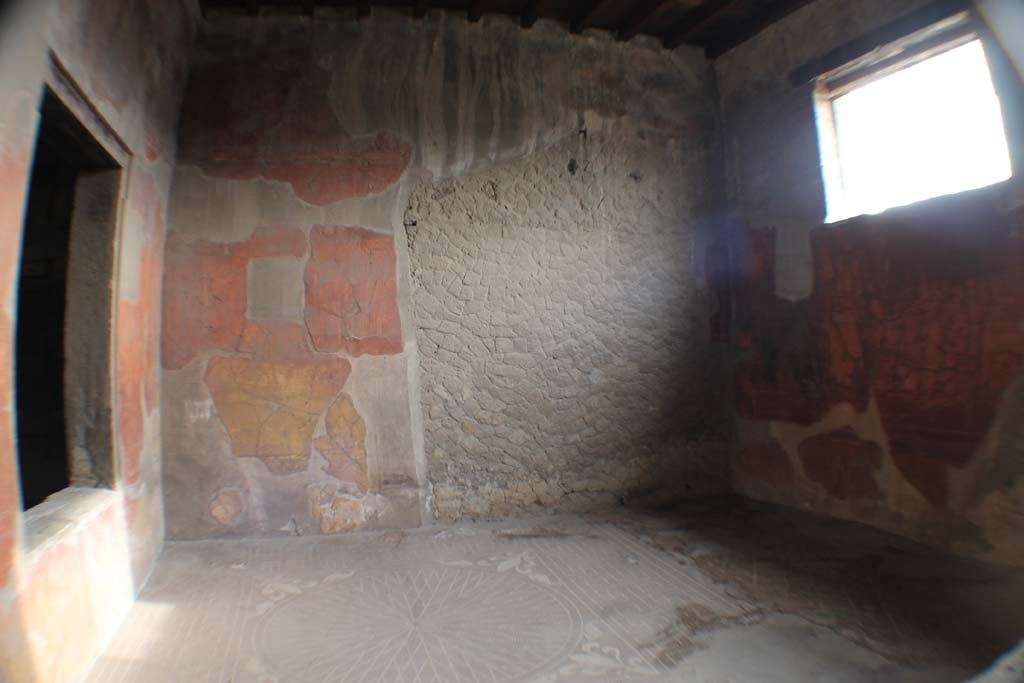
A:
[{"left": 15, "top": 89, "right": 120, "bottom": 510}]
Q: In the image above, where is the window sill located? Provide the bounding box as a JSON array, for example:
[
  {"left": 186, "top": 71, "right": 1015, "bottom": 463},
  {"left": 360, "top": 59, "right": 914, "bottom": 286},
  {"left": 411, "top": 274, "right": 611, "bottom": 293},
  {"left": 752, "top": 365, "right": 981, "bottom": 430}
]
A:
[{"left": 23, "top": 487, "right": 119, "bottom": 558}]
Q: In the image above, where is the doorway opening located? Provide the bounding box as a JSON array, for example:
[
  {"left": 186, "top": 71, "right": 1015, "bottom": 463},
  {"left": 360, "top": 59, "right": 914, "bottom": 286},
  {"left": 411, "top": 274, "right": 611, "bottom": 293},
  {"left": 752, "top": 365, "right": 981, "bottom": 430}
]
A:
[{"left": 15, "top": 88, "right": 121, "bottom": 510}]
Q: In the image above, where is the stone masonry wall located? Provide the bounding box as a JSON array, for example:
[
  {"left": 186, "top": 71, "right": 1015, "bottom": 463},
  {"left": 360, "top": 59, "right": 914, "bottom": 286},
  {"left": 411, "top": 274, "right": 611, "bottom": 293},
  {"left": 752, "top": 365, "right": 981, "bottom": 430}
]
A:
[
  {"left": 407, "top": 126, "right": 729, "bottom": 519},
  {"left": 162, "top": 8, "right": 727, "bottom": 536}
]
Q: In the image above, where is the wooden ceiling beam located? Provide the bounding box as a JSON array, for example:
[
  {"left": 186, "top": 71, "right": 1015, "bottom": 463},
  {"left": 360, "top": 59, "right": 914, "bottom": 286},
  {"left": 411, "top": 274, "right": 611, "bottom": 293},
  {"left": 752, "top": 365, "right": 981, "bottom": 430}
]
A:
[
  {"left": 662, "top": 0, "right": 738, "bottom": 49},
  {"left": 789, "top": 0, "right": 970, "bottom": 83},
  {"left": 570, "top": 0, "right": 615, "bottom": 33},
  {"left": 617, "top": 0, "right": 673, "bottom": 41},
  {"left": 197, "top": 0, "right": 826, "bottom": 53},
  {"left": 521, "top": 0, "right": 547, "bottom": 28},
  {"left": 705, "top": 0, "right": 816, "bottom": 57}
]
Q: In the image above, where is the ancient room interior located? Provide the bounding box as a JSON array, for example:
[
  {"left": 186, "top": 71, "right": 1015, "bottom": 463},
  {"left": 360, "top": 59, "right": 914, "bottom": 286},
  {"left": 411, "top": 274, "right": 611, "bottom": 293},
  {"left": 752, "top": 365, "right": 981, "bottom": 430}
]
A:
[{"left": 0, "top": 0, "right": 1023, "bottom": 681}]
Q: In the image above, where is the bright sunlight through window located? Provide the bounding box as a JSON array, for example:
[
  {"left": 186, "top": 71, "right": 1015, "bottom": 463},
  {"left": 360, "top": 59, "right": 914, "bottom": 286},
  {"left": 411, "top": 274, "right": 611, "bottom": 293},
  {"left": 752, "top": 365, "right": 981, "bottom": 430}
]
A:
[{"left": 819, "top": 39, "right": 1012, "bottom": 223}]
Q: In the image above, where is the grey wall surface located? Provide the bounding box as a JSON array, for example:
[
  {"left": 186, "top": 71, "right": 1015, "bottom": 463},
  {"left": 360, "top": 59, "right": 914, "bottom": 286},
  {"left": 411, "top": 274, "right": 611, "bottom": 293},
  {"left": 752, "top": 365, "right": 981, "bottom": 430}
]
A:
[
  {"left": 162, "top": 8, "right": 730, "bottom": 535},
  {"left": 714, "top": 0, "right": 931, "bottom": 300}
]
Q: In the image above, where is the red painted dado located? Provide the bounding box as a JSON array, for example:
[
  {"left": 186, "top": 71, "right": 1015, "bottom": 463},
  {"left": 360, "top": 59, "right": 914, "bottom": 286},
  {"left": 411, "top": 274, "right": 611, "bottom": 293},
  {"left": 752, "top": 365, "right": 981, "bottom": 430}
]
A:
[
  {"left": 732, "top": 186, "right": 1024, "bottom": 507},
  {"left": 117, "top": 264, "right": 151, "bottom": 486},
  {"left": 798, "top": 430, "right": 884, "bottom": 502},
  {"left": 162, "top": 227, "right": 308, "bottom": 370},
  {"left": 118, "top": 168, "right": 166, "bottom": 486},
  {"left": 0, "top": 148, "right": 32, "bottom": 589},
  {"left": 305, "top": 225, "right": 403, "bottom": 356}
]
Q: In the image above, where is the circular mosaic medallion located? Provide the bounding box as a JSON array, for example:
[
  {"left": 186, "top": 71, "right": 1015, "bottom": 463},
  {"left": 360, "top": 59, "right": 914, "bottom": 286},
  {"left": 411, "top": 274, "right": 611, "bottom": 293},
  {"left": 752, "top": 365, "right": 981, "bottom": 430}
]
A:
[{"left": 253, "top": 567, "right": 579, "bottom": 682}]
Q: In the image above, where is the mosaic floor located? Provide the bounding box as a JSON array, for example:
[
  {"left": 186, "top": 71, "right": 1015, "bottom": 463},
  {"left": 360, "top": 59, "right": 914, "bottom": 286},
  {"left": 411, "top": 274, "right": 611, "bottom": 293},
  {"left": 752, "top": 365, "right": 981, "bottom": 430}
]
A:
[{"left": 86, "top": 500, "right": 1024, "bottom": 682}]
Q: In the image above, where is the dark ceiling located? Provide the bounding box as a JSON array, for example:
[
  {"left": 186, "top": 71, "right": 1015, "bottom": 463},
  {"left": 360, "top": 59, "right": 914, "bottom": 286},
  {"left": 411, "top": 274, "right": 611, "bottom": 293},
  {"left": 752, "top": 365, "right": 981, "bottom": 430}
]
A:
[{"left": 199, "top": 0, "right": 816, "bottom": 57}]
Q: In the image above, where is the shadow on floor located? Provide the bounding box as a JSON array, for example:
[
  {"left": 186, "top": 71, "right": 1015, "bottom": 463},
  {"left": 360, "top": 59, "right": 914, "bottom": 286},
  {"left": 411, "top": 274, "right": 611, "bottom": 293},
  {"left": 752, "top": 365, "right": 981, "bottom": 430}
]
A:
[{"left": 623, "top": 495, "right": 1024, "bottom": 675}]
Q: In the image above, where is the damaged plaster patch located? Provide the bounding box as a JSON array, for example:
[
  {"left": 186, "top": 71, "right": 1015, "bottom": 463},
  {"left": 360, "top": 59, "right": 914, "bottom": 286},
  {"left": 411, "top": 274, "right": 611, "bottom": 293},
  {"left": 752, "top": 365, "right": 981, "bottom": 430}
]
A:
[
  {"left": 643, "top": 603, "right": 758, "bottom": 667},
  {"left": 346, "top": 355, "right": 421, "bottom": 494},
  {"left": 763, "top": 399, "right": 947, "bottom": 534},
  {"left": 169, "top": 165, "right": 416, "bottom": 241},
  {"left": 963, "top": 373, "right": 1024, "bottom": 564},
  {"left": 315, "top": 393, "right": 368, "bottom": 492},
  {"left": 307, "top": 483, "right": 367, "bottom": 533},
  {"left": 209, "top": 489, "right": 244, "bottom": 528},
  {"left": 734, "top": 421, "right": 796, "bottom": 496}
]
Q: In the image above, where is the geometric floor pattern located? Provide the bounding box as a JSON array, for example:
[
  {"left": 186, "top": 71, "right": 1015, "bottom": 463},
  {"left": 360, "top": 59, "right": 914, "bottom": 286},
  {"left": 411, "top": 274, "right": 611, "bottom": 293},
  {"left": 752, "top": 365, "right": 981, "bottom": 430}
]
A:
[{"left": 86, "top": 507, "right": 1004, "bottom": 683}]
